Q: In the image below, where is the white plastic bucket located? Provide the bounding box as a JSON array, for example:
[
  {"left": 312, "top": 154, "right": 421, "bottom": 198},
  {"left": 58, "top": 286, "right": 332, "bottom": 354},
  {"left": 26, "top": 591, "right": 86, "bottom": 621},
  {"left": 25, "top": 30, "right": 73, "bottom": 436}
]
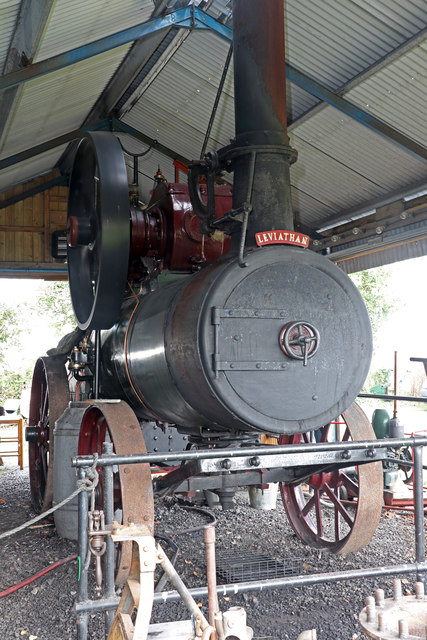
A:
[{"left": 248, "top": 483, "right": 279, "bottom": 510}]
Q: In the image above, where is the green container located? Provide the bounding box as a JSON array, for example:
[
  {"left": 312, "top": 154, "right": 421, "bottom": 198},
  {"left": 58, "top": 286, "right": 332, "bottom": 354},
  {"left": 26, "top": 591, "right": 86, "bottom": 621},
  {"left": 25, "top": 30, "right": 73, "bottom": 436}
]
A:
[
  {"left": 372, "top": 408, "right": 390, "bottom": 440},
  {"left": 370, "top": 383, "right": 388, "bottom": 395}
]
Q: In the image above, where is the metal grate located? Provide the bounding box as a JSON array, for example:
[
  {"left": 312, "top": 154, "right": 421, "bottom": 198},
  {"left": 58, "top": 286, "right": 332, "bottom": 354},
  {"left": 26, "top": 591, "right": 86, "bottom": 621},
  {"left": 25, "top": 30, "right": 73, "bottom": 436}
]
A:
[{"left": 216, "top": 552, "right": 302, "bottom": 584}]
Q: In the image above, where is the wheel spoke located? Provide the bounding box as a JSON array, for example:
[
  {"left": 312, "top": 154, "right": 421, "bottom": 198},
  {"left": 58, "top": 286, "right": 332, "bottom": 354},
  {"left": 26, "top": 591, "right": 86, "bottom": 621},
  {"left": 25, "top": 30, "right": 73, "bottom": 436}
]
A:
[
  {"left": 314, "top": 488, "right": 323, "bottom": 537},
  {"left": 319, "top": 424, "right": 330, "bottom": 443},
  {"left": 40, "top": 385, "right": 49, "bottom": 424},
  {"left": 323, "top": 483, "right": 355, "bottom": 528},
  {"left": 340, "top": 472, "right": 359, "bottom": 497},
  {"left": 301, "top": 491, "right": 318, "bottom": 518}
]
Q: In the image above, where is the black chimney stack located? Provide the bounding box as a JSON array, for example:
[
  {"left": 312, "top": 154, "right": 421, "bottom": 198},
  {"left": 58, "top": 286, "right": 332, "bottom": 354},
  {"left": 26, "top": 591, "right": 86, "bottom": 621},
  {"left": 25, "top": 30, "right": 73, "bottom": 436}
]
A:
[{"left": 232, "top": 0, "right": 296, "bottom": 243}]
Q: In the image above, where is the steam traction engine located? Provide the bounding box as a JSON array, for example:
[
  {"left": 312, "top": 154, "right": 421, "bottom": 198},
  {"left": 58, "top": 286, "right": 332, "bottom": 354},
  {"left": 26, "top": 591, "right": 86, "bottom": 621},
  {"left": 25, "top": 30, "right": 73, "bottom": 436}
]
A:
[{"left": 27, "top": 0, "right": 382, "bottom": 569}]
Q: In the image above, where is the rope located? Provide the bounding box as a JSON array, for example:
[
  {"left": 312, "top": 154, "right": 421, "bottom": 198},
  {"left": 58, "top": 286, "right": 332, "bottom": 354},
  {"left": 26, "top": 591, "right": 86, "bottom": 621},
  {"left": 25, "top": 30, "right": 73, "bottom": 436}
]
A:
[{"left": 0, "top": 455, "right": 99, "bottom": 541}]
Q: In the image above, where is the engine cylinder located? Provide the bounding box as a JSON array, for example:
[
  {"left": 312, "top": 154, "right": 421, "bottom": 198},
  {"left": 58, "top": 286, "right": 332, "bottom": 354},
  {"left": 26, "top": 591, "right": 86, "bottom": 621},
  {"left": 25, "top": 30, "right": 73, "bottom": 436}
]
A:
[{"left": 100, "top": 246, "right": 372, "bottom": 435}]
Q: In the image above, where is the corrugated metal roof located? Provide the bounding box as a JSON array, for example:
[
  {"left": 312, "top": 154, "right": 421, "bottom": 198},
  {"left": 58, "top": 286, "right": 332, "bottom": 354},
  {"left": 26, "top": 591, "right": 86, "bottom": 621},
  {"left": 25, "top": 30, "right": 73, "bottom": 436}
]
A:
[
  {"left": 289, "top": 135, "right": 388, "bottom": 227},
  {"left": 0, "top": 46, "right": 130, "bottom": 159},
  {"left": 285, "top": 0, "right": 427, "bottom": 90},
  {"left": 346, "top": 42, "right": 427, "bottom": 147},
  {"left": 0, "top": 1, "right": 21, "bottom": 71},
  {"left": 123, "top": 30, "right": 235, "bottom": 160},
  {"left": 290, "top": 107, "right": 427, "bottom": 227},
  {"left": 291, "top": 186, "right": 335, "bottom": 227},
  {"left": 336, "top": 236, "right": 427, "bottom": 272},
  {"left": 35, "top": 0, "right": 153, "bottom": 61}
]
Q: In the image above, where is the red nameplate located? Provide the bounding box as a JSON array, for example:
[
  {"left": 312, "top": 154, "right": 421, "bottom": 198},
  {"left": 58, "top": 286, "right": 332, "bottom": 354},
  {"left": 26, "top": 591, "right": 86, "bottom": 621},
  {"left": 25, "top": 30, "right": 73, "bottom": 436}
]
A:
[{"left": 255, "top": 230, "right": 310, "bottom": 248}]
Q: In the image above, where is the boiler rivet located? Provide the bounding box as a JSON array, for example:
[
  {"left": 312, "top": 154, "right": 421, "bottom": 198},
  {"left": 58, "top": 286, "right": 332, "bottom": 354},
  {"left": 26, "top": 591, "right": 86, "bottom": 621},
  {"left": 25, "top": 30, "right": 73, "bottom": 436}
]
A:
[
  {"left": 256, "top": 363, "right": 261, "bottom": 369},
  {"left": 230, "top": 363, "right": 235, "bottom": 369},
  {"left": 312, "top": 395, "right": 318, "bottom": 401},
  {"left": 234, "top": 335, "right": 240, "bottom": 341},
  {"left": 124, "top": 467, "right": 130, "bottom": 474}
]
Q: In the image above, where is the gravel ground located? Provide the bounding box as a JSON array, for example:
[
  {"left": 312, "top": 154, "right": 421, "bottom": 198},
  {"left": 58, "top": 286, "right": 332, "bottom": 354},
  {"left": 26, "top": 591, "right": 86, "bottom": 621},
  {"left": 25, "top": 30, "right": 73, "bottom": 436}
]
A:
[{"left": 0, "top": 464, "right": 424, "bottom": 640}]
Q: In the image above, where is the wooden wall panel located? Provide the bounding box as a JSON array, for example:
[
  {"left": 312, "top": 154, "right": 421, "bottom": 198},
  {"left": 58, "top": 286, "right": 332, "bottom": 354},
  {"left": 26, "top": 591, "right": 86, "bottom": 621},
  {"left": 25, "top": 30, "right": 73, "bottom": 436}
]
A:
[{"left": 0, "top": 172, "right": 68, "bottom": 279}]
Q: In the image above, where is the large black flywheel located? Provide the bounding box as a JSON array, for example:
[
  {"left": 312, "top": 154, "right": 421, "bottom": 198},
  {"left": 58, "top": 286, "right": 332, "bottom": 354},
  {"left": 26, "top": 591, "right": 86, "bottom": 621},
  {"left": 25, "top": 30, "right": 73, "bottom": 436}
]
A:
[{"left": 67, "top": 132, "right": 130, "bottom": 330}]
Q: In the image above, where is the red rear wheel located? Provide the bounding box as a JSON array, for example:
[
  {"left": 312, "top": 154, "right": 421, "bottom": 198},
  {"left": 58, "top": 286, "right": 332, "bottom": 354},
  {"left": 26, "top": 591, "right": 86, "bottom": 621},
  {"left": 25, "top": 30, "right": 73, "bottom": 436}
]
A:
[
  {"left": 27, "top": 357, "right": 69, "bottom": 513},
  {"left": 280, "top": 402, "right": 383, "bottom": 553},
  {"left": 78, "top": 401, "right": 154, "bottom": 584}
]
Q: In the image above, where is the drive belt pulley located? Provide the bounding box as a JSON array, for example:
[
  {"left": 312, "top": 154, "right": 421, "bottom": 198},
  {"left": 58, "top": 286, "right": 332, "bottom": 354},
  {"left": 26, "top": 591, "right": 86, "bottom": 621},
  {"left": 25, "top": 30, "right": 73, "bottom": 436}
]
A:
[{"left": 67, "top": 132, "right": 130, "bottom": 330}]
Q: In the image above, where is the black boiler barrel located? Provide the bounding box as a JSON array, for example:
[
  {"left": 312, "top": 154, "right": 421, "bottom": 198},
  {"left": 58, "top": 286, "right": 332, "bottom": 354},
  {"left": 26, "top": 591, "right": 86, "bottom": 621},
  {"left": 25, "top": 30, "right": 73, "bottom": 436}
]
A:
[{"left": 100, "top": 247, "right": 372, "bottom": 435}]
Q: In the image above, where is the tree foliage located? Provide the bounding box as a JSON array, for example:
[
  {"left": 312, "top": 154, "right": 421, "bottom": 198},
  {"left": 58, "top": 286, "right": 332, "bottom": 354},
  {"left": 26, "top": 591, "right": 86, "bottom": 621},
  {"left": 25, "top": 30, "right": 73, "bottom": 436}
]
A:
[
  {"left": 0, "top": 282, "right": 75, "bottom": 405},
  {"left": 0, "top": 304, "right": 31, "bottom": 405},
  {"left": 35, "top": 281, "right": 75, "bottom": 334},
  {"left": 0, "top": 305, "right": 20, "bottom": 352},
  {"left": 350, "top": 267, "right": 396, "bottom": 338}
]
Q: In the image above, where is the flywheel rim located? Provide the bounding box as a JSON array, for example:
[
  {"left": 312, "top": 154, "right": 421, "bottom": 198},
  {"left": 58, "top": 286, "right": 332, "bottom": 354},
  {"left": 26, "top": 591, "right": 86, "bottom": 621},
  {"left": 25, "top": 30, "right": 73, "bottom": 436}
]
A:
[{"left": 67, "top": 132, "right": 130, "bottom": 330}]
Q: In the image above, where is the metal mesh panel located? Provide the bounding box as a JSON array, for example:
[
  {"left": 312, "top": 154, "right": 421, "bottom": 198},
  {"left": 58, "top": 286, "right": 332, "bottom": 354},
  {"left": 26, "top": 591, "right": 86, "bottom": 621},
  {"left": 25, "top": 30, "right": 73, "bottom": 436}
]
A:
[{"left": 216, "top": 552, "right": 302, "bottom": 583}]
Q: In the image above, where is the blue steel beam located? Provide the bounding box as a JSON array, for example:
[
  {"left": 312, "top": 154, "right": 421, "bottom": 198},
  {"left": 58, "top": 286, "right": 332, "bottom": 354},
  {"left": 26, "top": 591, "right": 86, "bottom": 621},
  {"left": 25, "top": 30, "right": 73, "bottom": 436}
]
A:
[
  {"left": 285, "top": 63, "right": 427, "bottom": 163},
  {"left": 0, "top": 5, "right": 425, "bottom": 164},
  {"left": 0, "top": 7, "right": 200, "bottom": 93}
]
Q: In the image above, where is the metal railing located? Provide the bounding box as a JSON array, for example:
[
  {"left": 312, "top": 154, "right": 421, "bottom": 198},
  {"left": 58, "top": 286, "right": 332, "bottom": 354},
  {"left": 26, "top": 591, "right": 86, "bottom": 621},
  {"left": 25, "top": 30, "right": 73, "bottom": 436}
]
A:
[{"left": 72, "top": 436, "right": 427, "bottom": 639}]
